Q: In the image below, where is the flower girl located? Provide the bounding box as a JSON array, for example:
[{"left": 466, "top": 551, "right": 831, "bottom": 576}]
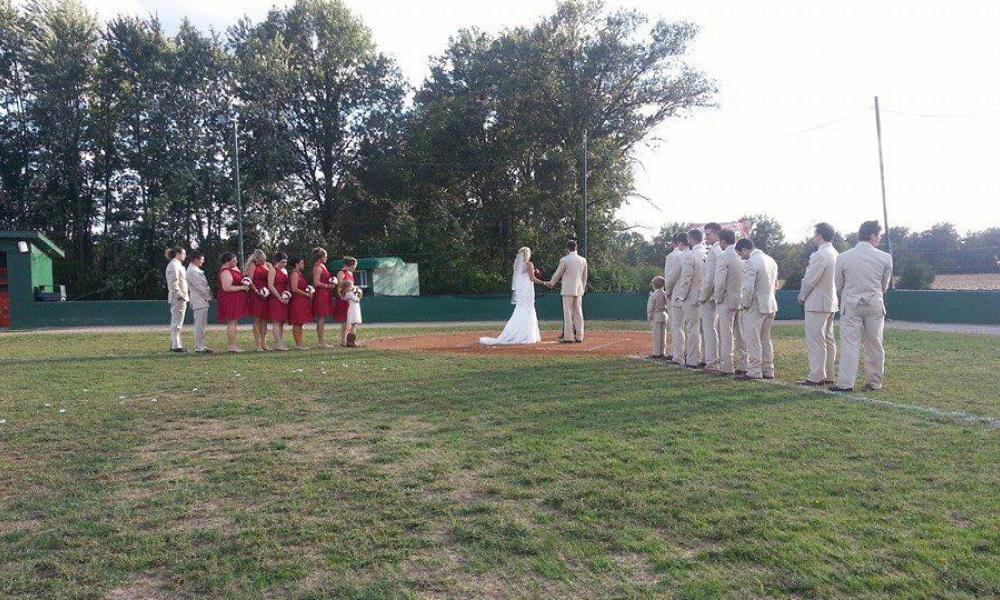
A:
[{"left": 337, "top": 279, "right": 363, "bottom": 347}]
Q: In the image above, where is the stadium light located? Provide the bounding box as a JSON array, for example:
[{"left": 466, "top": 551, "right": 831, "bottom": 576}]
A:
[{"left": 217, "top": 113, "right": 245, "bottom": 267}]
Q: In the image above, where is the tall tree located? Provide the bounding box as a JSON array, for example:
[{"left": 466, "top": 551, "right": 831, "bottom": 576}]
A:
[
  {"left": 22, "top": 0, "right": 99, "bottom": 290},
  {"left": 231, "top": 0, "right": 406, "bottom": 247}
]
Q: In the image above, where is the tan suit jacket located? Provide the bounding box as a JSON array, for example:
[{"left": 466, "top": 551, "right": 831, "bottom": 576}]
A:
[
  {"left": 799, "top": 242, "right": 839, "bottom": 313},
  {"left": 699, "top": 242, "right": 723, "bottom": 303},
  {"left": 673, "top": 243, "right": 707, "bottom": 305},
  {"left": 835, "top": 242, "right": 893, "bottom": 313},
  {"left": 663, "top": 249, "right": 684, "bottom": 299},
  {"left": 647, "top": 289, "right": 668, "bottom": 323},
  {"left": 186, "top": 264, "right": 212, "bottom": 311},
  {"left": 550, "top": 252, "right": 588, "bottom": 297},
  {"left": 713, "top": 246, "right": 745, "bottom": 311},
  {"left": 741, "top": 249, "right": 779, "bottom": 313},
  {"left": 165, "top": 258, "right": 189, "bottom": 303}
]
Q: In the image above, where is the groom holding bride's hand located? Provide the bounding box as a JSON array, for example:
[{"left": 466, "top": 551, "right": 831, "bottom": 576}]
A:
[{"left": 545, "top": 239, "right": 588, "bottom": 343}]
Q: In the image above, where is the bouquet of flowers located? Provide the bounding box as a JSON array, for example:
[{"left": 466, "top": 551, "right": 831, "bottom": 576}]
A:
[
  {"left": 258, "top": 287, "right": 270, "bottom": 299},
  {"left": 281, "top": 290, "right": 292, "bottom": 302},
  {"left": 305, "top": 285, "right": 316, "bottom": 295},
  {"left": 241, "top": 276, "right": 252, "bottom": 287}
]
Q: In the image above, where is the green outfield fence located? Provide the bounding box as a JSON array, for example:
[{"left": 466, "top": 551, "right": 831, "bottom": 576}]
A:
[{"left": 5, "top": 290, "right": 1000, "bottom": 330}]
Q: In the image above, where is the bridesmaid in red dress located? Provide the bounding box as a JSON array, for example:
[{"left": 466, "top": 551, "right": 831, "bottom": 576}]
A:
[
  {"left": 311, "top": 247, "right": 337, "bottom": 349},
  {"left": 267, "top": 252, "right": 291, "bottom": 351},
  {"left": 216, "top": 251, "right": 250, "bottom": 353},
  {"left": 287, "top": 257, "right": 315, "bottom": 350},
  {"left": 245, "top": 249, "right": 272, "bottom": 352},
  {"left": 332, "top": 256, "right": 357, "bottom": 346}
]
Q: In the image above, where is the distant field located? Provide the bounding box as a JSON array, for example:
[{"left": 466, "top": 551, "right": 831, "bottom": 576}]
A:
[
  {"left": 2, "top": 322, "right": 999, "bottom": 598},
  {"left": 932, "top": 273, "right": 1000, "bottom": 290}
]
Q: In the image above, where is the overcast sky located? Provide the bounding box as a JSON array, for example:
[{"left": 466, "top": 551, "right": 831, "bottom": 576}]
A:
[{"left": 77, "top": 0, "right": 1000, "bottom": 241}]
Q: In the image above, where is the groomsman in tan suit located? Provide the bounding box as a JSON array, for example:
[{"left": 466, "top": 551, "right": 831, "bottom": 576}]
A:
[
  {"left": 186, "top": 251, "right": 214, "bottom": 354},
  {"left": 164, "top": 246, "right": 190, "bottom": 352},
  {"left": 735, "top": 239, "right": 779, "bottom": 380},
  {"left": 673, "top": 229, "right": 707, "bottom": 368},
  {"left": 547, "top": 239, "right": 588, "bottom": 343},
  {"left": 662, "top": 233, "right": 688, "bottom": 364},
  {"left": 831, "top": 221, "right": 893, "bottom": 392},
  {"left": 713, "top": 229, "right": 748, "bottom": 375},
  {"left": 698, "top": 223, "right": 723, "bottom": 372},
  {"left": 798, "top": 223, "right": 839, "bottom": 385},
  {"left": 647, "top": 276, "right": 669, "bottom": 358}
]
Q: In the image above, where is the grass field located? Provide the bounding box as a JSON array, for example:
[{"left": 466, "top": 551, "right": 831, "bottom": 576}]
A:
[{"left": 1, "top": 322, "right": 999, "bottom": 599}]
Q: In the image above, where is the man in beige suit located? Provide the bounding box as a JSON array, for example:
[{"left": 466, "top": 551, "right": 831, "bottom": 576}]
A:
[
  {"left": 647, "top": 276, "right": 669, "bottom": 358},
  {"left": 164, "top": 246, "right": 190, "bottom": 352},
  {"left": 662, "top": 233, "right": 688, "bottom": 364},
  {"left": 698, "top": 223, "right": 723, "bottom": 372},
  {"left": 713, "top": 229, "right": 748, "bottom": 375},
  {"left": 832, "top": 221, "right": 893, "bottom": 392},
  {"left": 736, "top": 239, "right": 779, "bottom": 381},
  {"left": 186, "top": 251, "right": 214, "bottom": 354},
  {"left": 798, "top": 223, "right": 839, "bottom": 385},
  {"left": 673, "top": 229, "right": 707, "bottom": 368},
  {"left": 547, "top": 239, "right": 588, "bottom": 343}
]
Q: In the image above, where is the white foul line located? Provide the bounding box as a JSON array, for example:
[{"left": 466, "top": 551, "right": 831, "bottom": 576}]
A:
[{"left": 632, "top": 356, "right": 1000, "bottom": 430}]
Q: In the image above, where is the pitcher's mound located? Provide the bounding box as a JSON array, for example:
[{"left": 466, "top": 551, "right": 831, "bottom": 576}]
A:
[{"left": 368, "top": 330, "right": 649, "bottom": 357}]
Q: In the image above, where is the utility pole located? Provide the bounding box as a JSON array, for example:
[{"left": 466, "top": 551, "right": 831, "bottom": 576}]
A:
[
  {"left": 218, "top": 113, "right": 245, "bottom": 267},
  {"left": 581, "top": 128, "right": 588, "bottom": 258},
  {"left": 874, "top": 96, "right": 893, "bottom": 287},
  {"left": 233, "top": 116, "right": 244, "bottom": 268}
]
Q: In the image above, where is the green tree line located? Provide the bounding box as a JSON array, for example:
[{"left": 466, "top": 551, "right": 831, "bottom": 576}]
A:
[{"left": 0, "top": 0, "right": 715, "bottom": 298}]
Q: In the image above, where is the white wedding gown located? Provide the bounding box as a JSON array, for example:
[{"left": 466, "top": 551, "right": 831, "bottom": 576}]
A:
[{"left": 479, "top": 255, "right": 541, "bottom": 345}]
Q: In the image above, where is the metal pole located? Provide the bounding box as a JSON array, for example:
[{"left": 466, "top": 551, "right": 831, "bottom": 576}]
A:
[
  {"left": 874, "top": 96, "right": 893, "bottom": 272},
  {"left": 233, "top": 116, "right": 245, "bottom": 268},
  {"left": 581, "top": 128, "right": 588, "bottom": 258}
]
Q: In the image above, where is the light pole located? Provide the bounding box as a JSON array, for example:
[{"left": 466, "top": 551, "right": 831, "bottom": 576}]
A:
[{"left": 217, "top": 114, "right": 245, "bottom": 266}]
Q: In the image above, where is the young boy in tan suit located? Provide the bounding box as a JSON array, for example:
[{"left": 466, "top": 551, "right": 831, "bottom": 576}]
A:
[{"left": 647, "top": 276, "right": 669, "bottom": 359}]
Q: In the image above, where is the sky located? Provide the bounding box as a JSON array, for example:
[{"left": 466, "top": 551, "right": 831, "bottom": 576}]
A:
[{"left": 75, "top": 0, "right": 1000, "bottom": 241}]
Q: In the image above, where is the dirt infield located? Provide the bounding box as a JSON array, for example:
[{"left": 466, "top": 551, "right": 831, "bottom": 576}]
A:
[{"left": 367, "top": 330, "right": 650, "bottom": 357}]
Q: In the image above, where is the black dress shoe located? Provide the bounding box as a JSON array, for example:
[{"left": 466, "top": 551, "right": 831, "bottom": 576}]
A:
[
  {"left": 574, "top": 339, "right": 583, "bottom": 343},
  {"left": 762, "top": 375, "right": 775, "bottom": 380},
  {"left": 798, "top": 380, "right": 824, "bottom": 386},
  {"left": 170, "top": 348, "right": 189, "bottom": 353},
  {"left": 735, "top": 369, "right": 747, "bottom": 376},
  {"left": 697, "top": 362, "right": 707, "bottom": 369},
  {"left": 559, "top": 340, "right": 574, "bottom": 344},
  {"left": 829, "top": 386, "right": 854, "bottom": 393},
  {"left": 195, "top": 349, "right": 214, "bottom": 354}
]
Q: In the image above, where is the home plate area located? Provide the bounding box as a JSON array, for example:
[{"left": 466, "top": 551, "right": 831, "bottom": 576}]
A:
[{"left": 367, "top": 330, "right": 648, "bottom": 358}]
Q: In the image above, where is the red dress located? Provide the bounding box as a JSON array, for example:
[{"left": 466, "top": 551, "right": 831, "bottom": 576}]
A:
[
  {"left": 217, "top": 267, "right": 248, "bottom": 323},
  {"left": 268, "top": 268, "right": 290, "bottom": 323},
  {"left": 311, "top": 264, "right": 335, "bottom": 319},
  {"left": 332, "top": 269, "right": 354, "bottom": 323},
  {"left": 249, "top": 264, "right": 270, "bottom": 320},
  {"left": 287, "top": 271, "right": 314, "bottom": 325}
]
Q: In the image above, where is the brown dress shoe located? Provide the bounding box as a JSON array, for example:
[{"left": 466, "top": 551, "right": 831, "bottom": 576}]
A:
[{"left": 798, "top": 380, "right": 824, "bottom": 386}]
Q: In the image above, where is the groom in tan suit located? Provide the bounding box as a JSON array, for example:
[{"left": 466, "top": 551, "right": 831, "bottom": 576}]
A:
[{"left": 547, "top": 239, "right": 588, "bottom": 343}]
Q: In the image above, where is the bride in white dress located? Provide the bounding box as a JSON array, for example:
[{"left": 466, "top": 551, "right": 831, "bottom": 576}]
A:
[{"left": 479, "top": 247, "right": 545, "bottom": 345}]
